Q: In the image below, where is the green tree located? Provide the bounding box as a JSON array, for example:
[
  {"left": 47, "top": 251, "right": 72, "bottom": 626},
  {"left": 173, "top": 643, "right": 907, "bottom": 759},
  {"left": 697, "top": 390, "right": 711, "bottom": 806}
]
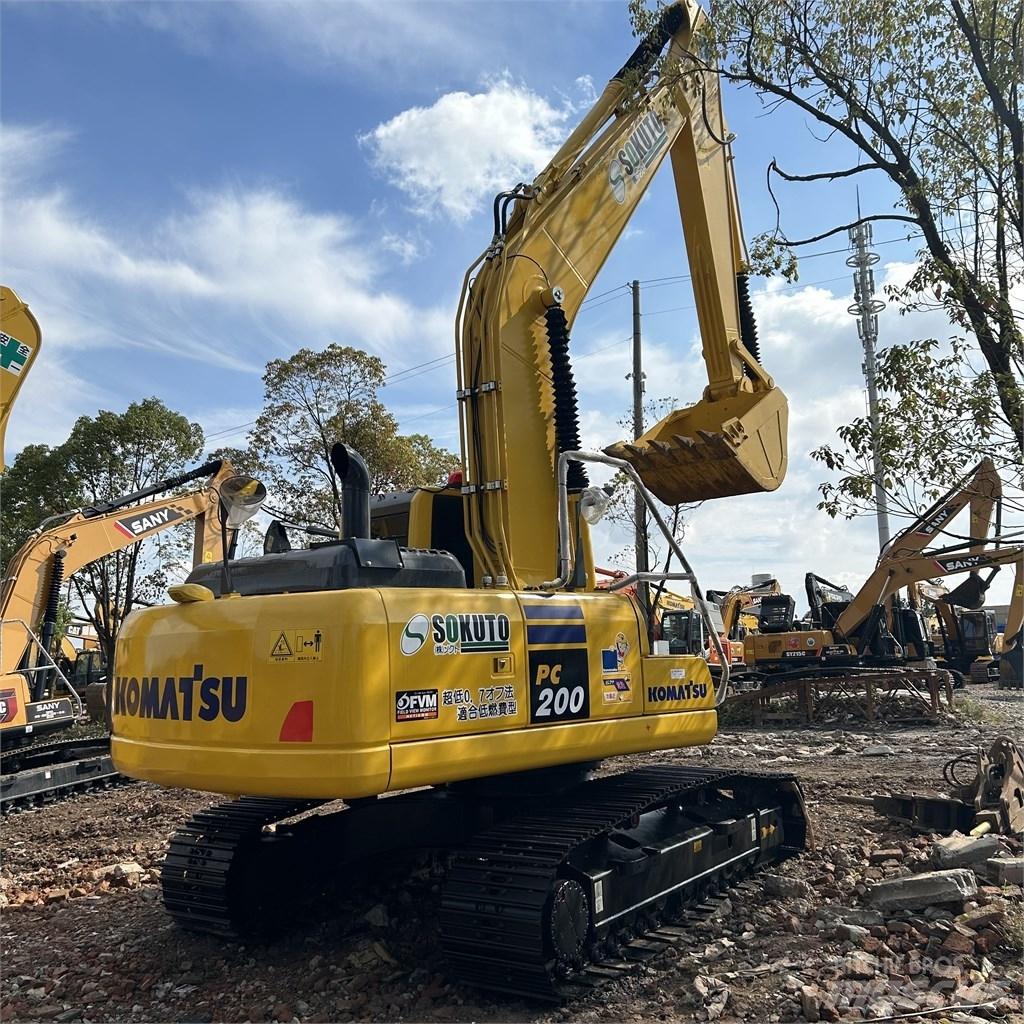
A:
[
  {"left": 630, "top": 0, "right": 1023, "bottom": 515},
  {"left": 1, "top": 398, "right": 205, "bottom": 667},
  {"left": 243, "top": 344, "right": 457, "bottom": 532}
]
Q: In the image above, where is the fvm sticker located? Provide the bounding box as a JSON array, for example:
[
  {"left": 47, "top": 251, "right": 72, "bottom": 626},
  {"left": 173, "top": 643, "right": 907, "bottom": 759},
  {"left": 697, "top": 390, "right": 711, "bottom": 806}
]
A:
[
  {"left": 395, "top": 689, "right": 438, "bottom": 722},
  {"left": 529, "top": 649, "right": 589, "bottom": 724}
]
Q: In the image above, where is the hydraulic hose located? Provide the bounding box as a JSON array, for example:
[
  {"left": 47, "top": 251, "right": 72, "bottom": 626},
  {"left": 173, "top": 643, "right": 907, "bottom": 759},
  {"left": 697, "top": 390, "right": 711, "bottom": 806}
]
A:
[{"left": 34, "top": 549, "right": 66, "bottom": 700}]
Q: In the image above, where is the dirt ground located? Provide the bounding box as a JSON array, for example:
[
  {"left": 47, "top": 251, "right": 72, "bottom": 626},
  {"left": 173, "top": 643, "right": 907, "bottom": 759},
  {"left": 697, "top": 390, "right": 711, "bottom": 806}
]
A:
[{"left": 2, "top": 685, "right": 1022, "bottom": 1024}]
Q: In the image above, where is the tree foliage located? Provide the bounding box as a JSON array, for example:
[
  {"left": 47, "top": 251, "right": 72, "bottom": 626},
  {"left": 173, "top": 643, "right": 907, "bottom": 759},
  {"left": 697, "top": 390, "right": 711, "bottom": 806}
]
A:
[
  {"left": 1, "top": 399, "right": 205, "bottom": 666},
  {"left": 630, "top": 0, "right": 1023, "bottom": 515},
  {"left": 241, "top": 344, "right": 457, "bottom": 533},
  {"left": 604, "top": 397, "right": 703, "bottom": 571}
]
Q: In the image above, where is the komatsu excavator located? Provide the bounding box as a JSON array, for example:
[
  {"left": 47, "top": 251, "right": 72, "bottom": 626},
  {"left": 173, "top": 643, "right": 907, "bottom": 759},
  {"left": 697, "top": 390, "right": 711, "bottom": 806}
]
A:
[
  {"left": 111, "top": 2, "right": 807, "bottom": 999},
  {"left": 1, "top": 287, "right": 42, "bottom": 470},
  {"left": 743, "top": 459, "right": 1022, "bottom": 686},
  {"left": 0, "top": 459, "right": 235, "bottom": 811}
]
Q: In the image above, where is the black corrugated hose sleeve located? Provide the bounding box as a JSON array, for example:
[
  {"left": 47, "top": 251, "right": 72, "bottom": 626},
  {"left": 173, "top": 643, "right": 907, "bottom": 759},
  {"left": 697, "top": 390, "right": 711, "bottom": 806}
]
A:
[
  {"left": 736, "top": 273, "right": 761, "bottom": 378},
  {"left": 544, "top": 306, "right": 589, "bottom": 491}
]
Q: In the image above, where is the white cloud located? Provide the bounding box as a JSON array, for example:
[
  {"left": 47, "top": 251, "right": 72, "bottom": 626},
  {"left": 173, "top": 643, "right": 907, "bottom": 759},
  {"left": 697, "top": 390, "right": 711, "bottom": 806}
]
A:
[
  {"left": 107, "top": 1, "right": 486, "bottom": 84},
  {"left": 359, "top": 74, "right": 575, "bottom": 222},
  {"left": 566, "top": 272, "right": 1022, "bottom": 609},
  {"left": 1, "top": 125, "right": 455, "bottom": 379}
]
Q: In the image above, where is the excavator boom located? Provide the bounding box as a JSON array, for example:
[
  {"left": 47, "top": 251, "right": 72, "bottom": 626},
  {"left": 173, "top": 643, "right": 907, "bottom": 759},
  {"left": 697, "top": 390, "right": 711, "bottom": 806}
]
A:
[
  {"left": 0, "top": 459, "right": 234, "bottom": 679},
  {"left": 0, "top": 287, "right": 42, "bottom": 471},
  {"left": 457, "top": 0, "right": 787, "bottom": 587}
]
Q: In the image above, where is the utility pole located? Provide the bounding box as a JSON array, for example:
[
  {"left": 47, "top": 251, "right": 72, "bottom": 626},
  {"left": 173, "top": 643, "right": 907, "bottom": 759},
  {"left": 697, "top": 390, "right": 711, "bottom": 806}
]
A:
[
  {"left": 631, "top": 279, "right": 650, "bottom": 613},
  {"left": 847, "top": 220, "right": 891, "bottom": 550}
]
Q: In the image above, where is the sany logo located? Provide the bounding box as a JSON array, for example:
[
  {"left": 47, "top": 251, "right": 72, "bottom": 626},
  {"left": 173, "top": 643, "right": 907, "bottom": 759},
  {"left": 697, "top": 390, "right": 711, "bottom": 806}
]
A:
[
  {"left": 934, "top": 554, "right": 986, "bottom": 573},
  {"left": 913, "top": 504, "right": 957, "bottom": 538},
  {"left": 401, "top": 614, "right": 429, "bottom": 656},
  {"left": 114, "top": 506, "right": 185, "bottom": 540}
]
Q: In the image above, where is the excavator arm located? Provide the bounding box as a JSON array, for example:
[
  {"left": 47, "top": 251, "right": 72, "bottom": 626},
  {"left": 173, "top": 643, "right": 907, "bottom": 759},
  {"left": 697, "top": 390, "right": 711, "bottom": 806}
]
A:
[
  {"left": 0, "top": 460, "right": 234, "bottom": 677},
  {"left": 835, "top": 543, "right": 1023, "bottom": 640},
  {"left": 456, "top": 0, "right": 787, "bottom": 588},
  {"left": 0, "top": 287, "right": 42, "bottom": 471},
  {"left": 881, "top": 458, "right": 1001, "bottom": 563}
]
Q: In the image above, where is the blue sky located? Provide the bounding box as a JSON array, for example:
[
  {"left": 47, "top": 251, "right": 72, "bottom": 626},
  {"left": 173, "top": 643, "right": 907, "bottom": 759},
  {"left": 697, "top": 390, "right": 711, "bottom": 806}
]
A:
[{"left": 3, "top": 0, "right": 1011, "bottom": 607}]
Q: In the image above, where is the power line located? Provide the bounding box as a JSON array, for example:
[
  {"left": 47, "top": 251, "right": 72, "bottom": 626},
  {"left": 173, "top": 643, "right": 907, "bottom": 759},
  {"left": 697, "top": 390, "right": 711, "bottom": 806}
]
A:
[{"left": 200, "top": 235, "right": 922, "bottom": 444}]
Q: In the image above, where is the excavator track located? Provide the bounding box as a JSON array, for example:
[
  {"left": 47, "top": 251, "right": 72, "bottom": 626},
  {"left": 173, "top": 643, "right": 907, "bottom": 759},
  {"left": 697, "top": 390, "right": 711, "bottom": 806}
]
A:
[
  {"left": 441, "top": 765, "right": 806, "bottom": 1000},
  {"left": 0, "top": 736, "right": 127, "bottom": 814},
  {"left": 161, "top": 767, "right": 807, "bottom": 1001},
  {"left": 161, "top": 797, "right": 323, "bottom": 937}
]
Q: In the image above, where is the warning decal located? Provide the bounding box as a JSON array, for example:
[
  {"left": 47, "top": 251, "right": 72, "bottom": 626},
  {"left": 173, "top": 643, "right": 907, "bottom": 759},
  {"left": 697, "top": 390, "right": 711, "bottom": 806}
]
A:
[{"left": 268, "top": 628, "right": 324, "bottom": 663}]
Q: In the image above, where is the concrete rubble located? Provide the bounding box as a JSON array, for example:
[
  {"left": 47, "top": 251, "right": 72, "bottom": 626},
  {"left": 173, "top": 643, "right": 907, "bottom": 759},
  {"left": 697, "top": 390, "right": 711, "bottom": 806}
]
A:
[
  {"left": 868, "top": 868, "right": 978, "bottom": 911},
  {"left": 932, "top": 833, "right": 1004, "bottom": 868}
]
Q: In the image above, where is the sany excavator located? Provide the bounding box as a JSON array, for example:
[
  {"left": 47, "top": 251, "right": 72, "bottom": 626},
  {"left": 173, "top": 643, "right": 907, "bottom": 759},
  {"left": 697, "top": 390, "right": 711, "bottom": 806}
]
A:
[
  {"left": 743, "top": 459, "right": 1022, "bottom": 686},
  {"left": 111, "top": 2, "right": 807, "bottom": 999},
  {"left": 1, "top": 287, "right": 42, "bottom": 470},
  {"left": 0, "top": 459, "right": 235, "bottom": 811}
]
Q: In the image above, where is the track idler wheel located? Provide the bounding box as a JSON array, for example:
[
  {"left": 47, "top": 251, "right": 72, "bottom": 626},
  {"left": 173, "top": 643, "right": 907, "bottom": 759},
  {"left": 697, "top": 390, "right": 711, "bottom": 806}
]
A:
[{"left": 548, "top": 879, "right": 589, "bottom": 970}]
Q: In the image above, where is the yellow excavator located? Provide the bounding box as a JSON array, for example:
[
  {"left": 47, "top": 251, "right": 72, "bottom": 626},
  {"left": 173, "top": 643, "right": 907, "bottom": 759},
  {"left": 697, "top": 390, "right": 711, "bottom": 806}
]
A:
[
  {"left": 0, "top": 459, "right": 235, "bottom": 811},
  {"left": 111, "top": 2, "right": 807, "bottom": 998},
  {"left": 742, "top": 459, "right": 1021, "bottom": 686},
  {"left": 1, "top": 287, "right": 42, "bottom": 470},
  {"left": 996, "top": 573, "right": 1023, "bottom": 688}
]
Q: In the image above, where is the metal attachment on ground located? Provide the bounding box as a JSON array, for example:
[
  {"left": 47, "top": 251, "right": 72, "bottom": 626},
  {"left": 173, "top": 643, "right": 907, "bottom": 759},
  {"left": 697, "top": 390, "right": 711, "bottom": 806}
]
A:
[{"left": 871, "top": 735, "right": 1023, "bottom": 835}]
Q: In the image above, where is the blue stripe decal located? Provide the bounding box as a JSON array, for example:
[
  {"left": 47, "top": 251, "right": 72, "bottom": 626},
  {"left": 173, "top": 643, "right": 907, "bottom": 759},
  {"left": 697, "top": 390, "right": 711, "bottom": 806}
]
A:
[
  {"left": 527, "top": 624, "right": 587, "bottom": 645},
  {"left": 523, "top": 603, "right": 584, "bottom": 620}
]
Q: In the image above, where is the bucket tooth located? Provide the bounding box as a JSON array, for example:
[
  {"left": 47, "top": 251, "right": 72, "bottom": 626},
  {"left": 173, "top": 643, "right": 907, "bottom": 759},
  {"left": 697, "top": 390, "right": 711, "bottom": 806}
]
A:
[{"left": 603, "top": 387, "right": 788, "bottom": 504}]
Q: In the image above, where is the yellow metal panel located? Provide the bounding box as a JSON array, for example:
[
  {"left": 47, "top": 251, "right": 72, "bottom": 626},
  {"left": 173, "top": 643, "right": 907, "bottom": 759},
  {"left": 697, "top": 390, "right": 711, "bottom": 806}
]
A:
[
  {"left": 111, "top": 589, "right": 394, "bottom": 798},
  {"left": 111, "top": 585, "right": 723, "bottom": 800},
  {"left": 0, "top": 287, "right": 41, "bottom": 470},
  {"left": 391, "top": 709, "right": 718, "bottom": 791}
]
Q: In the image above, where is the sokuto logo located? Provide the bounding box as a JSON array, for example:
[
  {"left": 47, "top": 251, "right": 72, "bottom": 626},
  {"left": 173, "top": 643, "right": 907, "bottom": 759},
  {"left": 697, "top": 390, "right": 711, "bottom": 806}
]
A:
[{"left": 401, "top": 614, "right": 430, "bottom": 656}]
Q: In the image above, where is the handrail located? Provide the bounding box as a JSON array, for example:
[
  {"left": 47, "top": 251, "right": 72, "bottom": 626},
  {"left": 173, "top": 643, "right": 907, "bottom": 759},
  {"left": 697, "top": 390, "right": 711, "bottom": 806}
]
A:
[
  {"left": 0, "top": 618, "right": 84, "bottom": 719},
  {"left": 541, "top": 450, "right": 731, "bottom": 704}
]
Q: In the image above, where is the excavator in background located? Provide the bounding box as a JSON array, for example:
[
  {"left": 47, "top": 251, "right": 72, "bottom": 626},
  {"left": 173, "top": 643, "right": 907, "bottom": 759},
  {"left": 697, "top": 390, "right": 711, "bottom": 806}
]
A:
[
  {"left": 1, "top": 287, "right": 42, "bottom": 470},
  {"left": 996, "top": 571, "right": 1023, "bottom": 688},
  {"left": 915, "top": 560, "right": 1024, "bottom": 687},
  {"left": 111, "top": 1, "right": 808, "bottom": 1000},
  {"left": 658, "top": 577, "right": 780, "bottom": 675},
  {"left": 915, "top": 581, "right": 998, "bottom": 683},
  {"left": 709, "top": 576, "right": 781, "bottom": 640},
  {"left": 742, "top": 459, "right": 1020, "bottom": 687},
  {"left": 0, "top": 459, "right": 235, "bottom": 811}
]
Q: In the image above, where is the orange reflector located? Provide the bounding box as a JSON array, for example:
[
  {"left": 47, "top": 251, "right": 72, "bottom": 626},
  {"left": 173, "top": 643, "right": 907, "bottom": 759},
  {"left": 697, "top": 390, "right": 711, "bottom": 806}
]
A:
[{"left": 279, "top": 700, "right": 313, "bottom": 742}]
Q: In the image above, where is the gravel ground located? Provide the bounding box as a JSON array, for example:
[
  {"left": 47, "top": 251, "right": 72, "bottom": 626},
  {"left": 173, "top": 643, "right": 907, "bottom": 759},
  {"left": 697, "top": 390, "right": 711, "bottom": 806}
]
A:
[{"left": 2, "top": 684, "right": 1022, "bottom": 1024}]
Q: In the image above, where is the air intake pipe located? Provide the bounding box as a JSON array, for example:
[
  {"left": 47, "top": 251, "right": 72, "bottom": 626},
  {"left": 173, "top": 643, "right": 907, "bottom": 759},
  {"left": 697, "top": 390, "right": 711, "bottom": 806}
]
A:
[{"left": 330, "top": 443, "right": 370, "bottom": 539}]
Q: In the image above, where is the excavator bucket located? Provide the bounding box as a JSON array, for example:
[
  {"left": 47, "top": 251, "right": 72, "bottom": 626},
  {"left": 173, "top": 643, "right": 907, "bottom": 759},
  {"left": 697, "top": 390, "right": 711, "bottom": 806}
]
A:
[{"left": 606, "top": 387, "right": 788, "bottom": 504}]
